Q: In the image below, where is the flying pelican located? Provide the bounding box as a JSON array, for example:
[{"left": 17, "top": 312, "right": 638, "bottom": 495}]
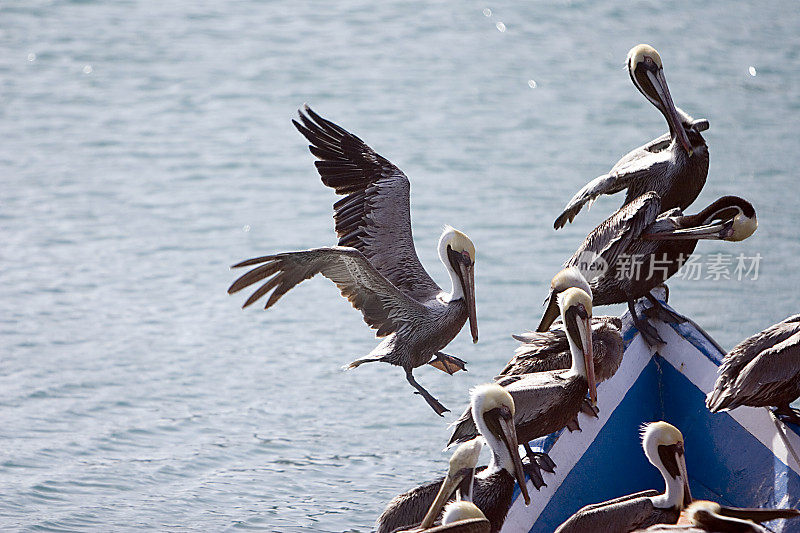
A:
[
  {"left": 448, "top": 288, "right": 597, "bottom": 489},
  {"left": 542, "top": 193, "right": 757, "bottom": 345},
  {"left": 554, "top": 44, "right": 709, "bottom": 229},
  {"left": 706, "top": 314, "right": 800, "bottom": 425},
  {"left": 377, "top": 384, "right": 531, "bottom": 533},
  {"left": 633, "top": 500, "right": 800, "bottom": 532},
  {"left": 228, "top": 106, "right": 478, "bottom": 416},
  {"left": 554, "top": 421, "right": 692, "bottom": 533}
]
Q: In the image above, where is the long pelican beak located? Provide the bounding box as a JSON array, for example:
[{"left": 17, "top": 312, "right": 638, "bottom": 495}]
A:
[
  {"left": 459, "top": 262, "right": 479, "bottom": 343},
  {"left": 537, "top": 289, "right": 560, "bottom": 332},
  {"left": 717, "top": 505, "right": 800, "bottom": 522},
  {"left": 643, "top": 221, "right": 732, "bottom": 241},
  {"left": 647, "top": 68, "right": 693, "bottom": 156},
  {"left": 578, "top": 316, "right": 597, "bottom": 406},
  {"left": 419, "top": 466, "right": 475, "bottom": 529},
  {"left": 497, "top": 415, "right": 531, "bottom": 506},
  {"left": 677, "top": 445, "right": 692, "bottom": 507}
]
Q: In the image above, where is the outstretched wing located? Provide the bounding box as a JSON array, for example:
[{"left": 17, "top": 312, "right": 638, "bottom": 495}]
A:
[
  {"left": 228, "top": 246, "right": 428, "bottom": 337},
  {"left": 565, "top": 192, "right": 663, "bottom": 281},
  {"left": 553, "top": 146, "right": 673, "bottom": 230},
  {"left": 293, "top": 106, "right": 442, "bottom": 302}
]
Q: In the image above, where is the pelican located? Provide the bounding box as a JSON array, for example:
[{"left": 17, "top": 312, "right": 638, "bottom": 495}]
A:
[
  {"left": 502, "top": 316, "right": 623, "bottom": 381},
  {"left": 397, "top": 502, "right": 490, "bottom": 533},
  {"left": 634, "top": 500, "right": 800, "bottom": 532},
  {"left": 377, "top": 384, "right": 531, "bottom": 533},
  {"left": 438, "top": 502, "right": 490, "bottom": 533},
  {"left": 554, "top": 44, "right": 709, "bottom": 229},
  {"left": 536, "top": 267, "right": 594, "bottom": 333},
  {"left": 543, "top": 193, "right": 757, "bottom": 345},
  {"left": 706, "top": 314, "right": 800, "bottom": 425},
  {"left": 228, "top": 106, "right": 478, "bottom": 416},
  {"left": 448, "top": 288, "right": 597, "bottom": 489},
  {"left": 554, "top": 421, "right": 692, "bottom": 532}
]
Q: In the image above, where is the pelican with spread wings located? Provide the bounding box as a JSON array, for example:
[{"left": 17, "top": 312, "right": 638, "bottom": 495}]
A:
[
  {"left": 228, "top": 106, "right": 478, "bottom": 416},
  {"left": 554, "top": 44, "right": 709, "bottom": 229}
]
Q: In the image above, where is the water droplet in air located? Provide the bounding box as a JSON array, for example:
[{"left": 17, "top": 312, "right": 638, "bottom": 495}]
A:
[
  {"left": 483, "top": 8, "right": 492, "bottom": 17},
  {"left": 243, "top": 225, "right": 251, "bottom": 232},
  {"left": 27, "top": 53, "right": 36, "bottom": 62},
  {"left": 748, "top": 66, "right": 757, "bottom": 77},
  {"left": 496, "top": 22, "right": 506, "bottom": 32},
  {"left": 83, "top": 65, "right": 93, "bottom": 74},
  {"left": 528, "top": 79, "right": 537, "bottom": 89}
]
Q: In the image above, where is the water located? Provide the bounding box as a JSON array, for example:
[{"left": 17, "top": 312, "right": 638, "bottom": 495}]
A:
[{"left": 1, "top": 1, "right": 799, "bottom": 531}]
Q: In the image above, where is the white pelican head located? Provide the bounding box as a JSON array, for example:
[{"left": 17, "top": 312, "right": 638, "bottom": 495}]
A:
[
  {"left": 438, "top": 226, "right": 478, "bottom": 343},
  {"left": 538, "top": 267, "right": 592, "bottom": 332},
  {"left": 469, "top": 383, "right": 530, "bottom": 506},
  {"left": 641, "top": 421, "right": 692, "bottom": 510},
  {"left": 627, "top": 44, "right": 692, "bottom": 156},
  {"left": 559, "top": 287, "right": 597, "bottom": 406}
]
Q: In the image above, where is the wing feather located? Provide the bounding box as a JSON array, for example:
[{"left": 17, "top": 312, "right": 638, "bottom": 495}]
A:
[
  {"left": 293, "top": 106, "right": 441, "bottom": 301},
  {"left": 565, "top": 192, "right": 663, "bottom": 281},
  {"left": 228, "top": 246, "right": 428, "bottom": 336}
]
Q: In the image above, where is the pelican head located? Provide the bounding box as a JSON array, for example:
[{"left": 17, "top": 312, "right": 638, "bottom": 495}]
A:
[
  {"left": 627, "top": 44, "right": 693, "bottom": 156},
  {"left": 419, "top": 439, "right": 484, "bottom": 529},
  {"left": 644, "top": 196, "right": 757, "bottom": 242},
  {"left": 559, "top": 287, "right": 597, "bottom": 406},
  {"left": 470, "top": 383, "right": 531, "bottom": 506},
  {"left": 687, "top": 500, "right": 800, "bottom": 531},
  {"left": 441, "top": 501, "right": 488, "bottom": 525},
  {"left": 641, "top": 421, "right": 692, "bottom": 509},
  {"left": 537, "top": 267, "right": 592, "bottom": 332},
  {"left": 439, "top": 226, "right": 478, "bottom": 343}
]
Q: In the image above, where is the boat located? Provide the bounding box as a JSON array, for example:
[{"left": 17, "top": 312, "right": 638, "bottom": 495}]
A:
[{"left": 501, "top": 288, "right": 800, "bottom": 532}]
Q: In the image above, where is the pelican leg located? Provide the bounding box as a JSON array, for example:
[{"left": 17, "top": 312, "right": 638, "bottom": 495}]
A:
[
  {"left": 773, "top": 405, "right": 800, "bottom": 426},
  {"left": 428, "top": 352, "right": 468, "bottom": 375},
  {"left": 405, "top": 369, "right": 449, "bottom": 416},
  {"left": 580, "top": 398, "right": 600, "bottom": 418},
  {"left": 628, "top": 299, "right": 665, "bottom": 346},
  {"left": 566, "top": 416, "right": 582, "bottom": 432},
  {"left": 523, "top": 442, "right": 556, "bottom": 478},
  {"left": 643, "top": 292, "right": 688, "bottom": 324}
]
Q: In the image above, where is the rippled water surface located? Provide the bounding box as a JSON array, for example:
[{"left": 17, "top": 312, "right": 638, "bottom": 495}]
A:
[{"left": 2, "top": 1, "right": 799, "bottom": 531}]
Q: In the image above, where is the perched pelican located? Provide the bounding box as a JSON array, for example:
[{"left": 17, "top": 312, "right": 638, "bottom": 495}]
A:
[
  {"left": 438, "top": 501, "right": 490, "bottom": 533},
  {"left": 554, "top": 421, "right": 692, "bottom": 533},
  {"left": 228, "top": 106, "right": 478, "bottom": 416},
  {"left": 536, "top": 267, "right": 594, "bottom": 333},
  {"left": 634, "top": 500, "right": 800, "bottom": 532},
  {"left": 706, "top": 315, "right": 800, "bottom": 425},
  {"left": 377, "top": 384, "right": 531, "bottom": 533},
  {"left": 397, "top": 502, "right": 490, "bottom": 533},
  {"left": 502, "top": 316, "right": 623, "bottom": 381},
  {"left": 448, "top": 288, "right": 597, "bottom": 489},
  {"left": 554, "top": 44, "right": 709, "bottom": 229},
  {"left": 543, "top": 193, "right": 757, "bottom": 345}
]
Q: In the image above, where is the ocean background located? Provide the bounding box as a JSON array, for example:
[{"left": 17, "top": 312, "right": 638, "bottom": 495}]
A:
[{"left": 2, "top": 1, "right": 799, "bottom": 531}]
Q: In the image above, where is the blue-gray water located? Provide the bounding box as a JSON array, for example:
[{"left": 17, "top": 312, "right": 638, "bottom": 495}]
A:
[{"left": 2, "top": 1, "right": 799, "bottom": 531}]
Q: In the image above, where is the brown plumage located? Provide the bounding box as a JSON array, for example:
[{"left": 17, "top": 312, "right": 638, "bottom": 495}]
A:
[
  {"left": 550, "top": 193, "right": 757, "bottom": 345},
  {"left": 554, "top": 44, "right": 709, "bottom": 229},
  {"left": 502, "top": 316, "right": 623, "bottom": 382},
  {"left": 228, "top": 107, "right": 479, "bottom": 416},
  {"left": 706, "top": 315, "right": 800, "bottom": 425}
]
